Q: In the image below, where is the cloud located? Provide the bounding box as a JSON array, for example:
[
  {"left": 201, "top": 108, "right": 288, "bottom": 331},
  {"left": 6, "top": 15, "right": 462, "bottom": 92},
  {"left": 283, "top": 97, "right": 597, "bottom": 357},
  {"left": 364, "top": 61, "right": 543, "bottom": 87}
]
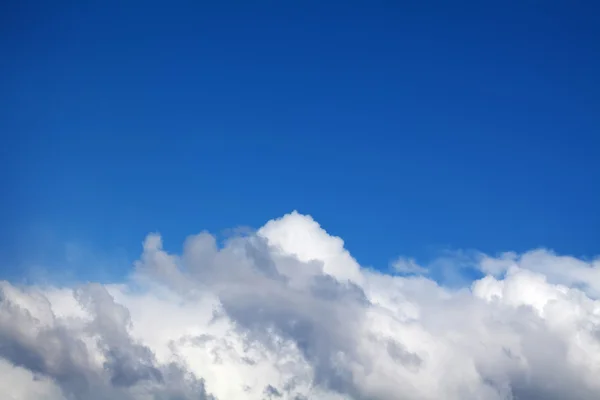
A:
[
  {"left": 1, "top": 211, "right": 600, "bottom": 399},
  {"left": 390, "top": 257, "right": 428, "bottom": 275},
  {"left": 0, "top": 281, "right": 214, "bottom": 400}
]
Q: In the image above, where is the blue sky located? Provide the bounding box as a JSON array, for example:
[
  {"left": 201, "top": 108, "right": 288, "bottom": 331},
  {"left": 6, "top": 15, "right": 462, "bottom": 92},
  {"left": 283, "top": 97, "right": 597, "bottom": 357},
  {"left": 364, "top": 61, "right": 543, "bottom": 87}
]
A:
[{"left": 2, "top": 1, "right": 599, "bottom": 282}]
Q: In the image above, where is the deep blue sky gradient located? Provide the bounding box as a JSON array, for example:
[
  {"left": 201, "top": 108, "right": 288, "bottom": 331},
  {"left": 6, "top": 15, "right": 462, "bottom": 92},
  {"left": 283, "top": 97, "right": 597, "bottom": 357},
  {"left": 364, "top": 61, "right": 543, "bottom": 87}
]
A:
[{"left": 2, "top": 1, "right": 599, "bottom": 281}]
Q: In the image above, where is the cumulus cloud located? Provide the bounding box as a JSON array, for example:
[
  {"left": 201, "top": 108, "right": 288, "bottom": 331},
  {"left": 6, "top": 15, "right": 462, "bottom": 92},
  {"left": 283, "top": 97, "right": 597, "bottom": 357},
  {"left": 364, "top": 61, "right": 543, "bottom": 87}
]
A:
[{"left": 1, "top": 210, "right": 600, "bottom": 399}]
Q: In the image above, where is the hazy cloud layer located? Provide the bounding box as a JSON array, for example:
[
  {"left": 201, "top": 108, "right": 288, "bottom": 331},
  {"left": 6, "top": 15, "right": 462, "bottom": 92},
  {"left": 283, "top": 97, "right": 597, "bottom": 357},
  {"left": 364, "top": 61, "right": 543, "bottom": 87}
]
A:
[{"left": 2, "top": 211, "right": 600, "bottom": 399}]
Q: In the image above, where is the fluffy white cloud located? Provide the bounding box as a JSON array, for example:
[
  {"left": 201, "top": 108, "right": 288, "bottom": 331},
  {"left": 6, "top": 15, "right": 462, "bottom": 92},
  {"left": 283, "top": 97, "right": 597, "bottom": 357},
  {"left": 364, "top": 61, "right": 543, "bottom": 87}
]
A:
[{"left": 1, "top": 211, "right": 600, "bottom": 399}]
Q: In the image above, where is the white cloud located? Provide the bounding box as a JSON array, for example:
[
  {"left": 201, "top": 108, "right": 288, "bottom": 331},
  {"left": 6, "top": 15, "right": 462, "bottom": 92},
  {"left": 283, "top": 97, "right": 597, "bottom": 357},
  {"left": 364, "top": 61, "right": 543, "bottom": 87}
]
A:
[
  {"left": 390, "top": 257, "right": 428, "bottom": 275},
  {"left": 1, "top": 211, "right": 600, "bottom": 399}
]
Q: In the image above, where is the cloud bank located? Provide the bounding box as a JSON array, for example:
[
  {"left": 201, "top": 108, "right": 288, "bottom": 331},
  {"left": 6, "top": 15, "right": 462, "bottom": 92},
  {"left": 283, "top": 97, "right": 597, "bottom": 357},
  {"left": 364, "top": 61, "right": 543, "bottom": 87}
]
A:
[{"left": 2, "top": 211, "right": 600, "bottom": 399}]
